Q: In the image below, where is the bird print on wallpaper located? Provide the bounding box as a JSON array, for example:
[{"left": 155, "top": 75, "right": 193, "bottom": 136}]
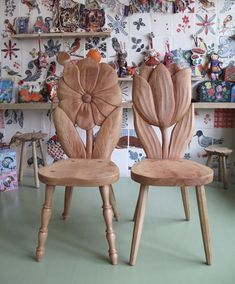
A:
[
  {"left": 194, "top": 130, "right": 224, "bottom": 148},
  {"left": 68, "top": 37, "right": 81, "bottom": 56},
  {"left": 21, "top": 0, "right": 41, "bottom": 14},
  {"left": 2, "top": 65, "right": 21, "bottom": 77}
]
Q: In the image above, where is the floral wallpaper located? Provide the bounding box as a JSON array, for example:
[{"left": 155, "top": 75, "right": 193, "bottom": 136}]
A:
[{"left": 0, "top": 0, "right": 234, "bottom": 177}]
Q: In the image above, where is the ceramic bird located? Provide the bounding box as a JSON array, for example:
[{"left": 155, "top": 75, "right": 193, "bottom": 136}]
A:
[
  {"left": 194, "top": 130, "right": 224, "bottom": 148},
  {"left": 68, "top": 37, "right": 81, "bottom": 55},
  {"left": 3, "top": 66, "right": 21, "bottom": 77},
  {"left": 21, "top": 0, "right": 41, "bottom": 14}
]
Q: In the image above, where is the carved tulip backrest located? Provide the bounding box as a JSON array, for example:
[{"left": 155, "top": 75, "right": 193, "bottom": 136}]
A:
[
  {"left": 53, "top": 58, "right": 122, "bottom": 160},
  {"left": 132, "top": 63, "right": 194, "bottom": 160}
]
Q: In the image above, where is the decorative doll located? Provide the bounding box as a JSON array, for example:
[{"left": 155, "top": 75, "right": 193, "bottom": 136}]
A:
[
  {"left": 208, "top": 52, "right": 223, "bottom": 80},
  {"left": 163, "top": 41, "right": 174, "bottom": 68}
]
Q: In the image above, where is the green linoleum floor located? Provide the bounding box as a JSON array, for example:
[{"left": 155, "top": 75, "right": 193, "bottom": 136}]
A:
[{"left": 0, "top": 176, "right": 235, "bottom": 284}]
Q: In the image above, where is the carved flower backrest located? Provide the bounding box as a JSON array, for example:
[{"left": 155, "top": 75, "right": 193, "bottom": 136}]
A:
[
  {"left": 53, "top": 58, "right": 122, "bottom": 160},
  {"left": 132, "top": 63, "right": 194, "bottom": 160}
]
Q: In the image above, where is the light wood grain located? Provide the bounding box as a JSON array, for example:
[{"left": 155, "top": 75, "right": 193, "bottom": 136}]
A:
[
  {"left": 32, "top": 141, "right": 40, "bottom": 188},
  {"left": 36, "top": 185, "right": 55, "bottom": 261},
  {"left": 130, "top": 63, "right": 213, "bottom": 265},
  {"left": 36, "top": 59, "right": 122, "bottom": 264},
  {"left": 18, "top": 141, "right": 25, "bottom": 182},
  {"left": 131, "top": 159, "right": 213, "bottom": 186},
  {"left": 196, "top": 185, "right": 212, "bottom": 265}
]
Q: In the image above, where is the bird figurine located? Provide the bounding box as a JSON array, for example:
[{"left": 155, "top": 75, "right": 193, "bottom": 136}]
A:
[
  {"left": 21, "top": 0, "right": 41, "bottom": 14},
  {"left": 2, "top": 65, "right": 22, "bottom": 77},
  {"left": 68, "top": 37, "right": 81, "bottom": 55},
  {"left": 194, "top": 130, "right": 224, "bottom": 148}
]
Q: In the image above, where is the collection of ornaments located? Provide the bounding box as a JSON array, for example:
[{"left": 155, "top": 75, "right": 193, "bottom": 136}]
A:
[{"left": 1, "top": 0, "right": 231, "bottom": 104}]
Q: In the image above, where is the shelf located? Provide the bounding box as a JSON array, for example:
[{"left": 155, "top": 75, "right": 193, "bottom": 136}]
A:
[
  {"left": 193, "top": 102, "right": 235, "bottom": 109},
  {"left": 0, "top": 103, "right": 56, "bottom": 110},
  {"left": 1, "top": 102, "right": 234, "bottom": 110},
  {"left": 11, "top": 31, "right": 112, "bottom": 39},
  {"left": 118, "top": 77, "right": 133, "bottom": 82}
]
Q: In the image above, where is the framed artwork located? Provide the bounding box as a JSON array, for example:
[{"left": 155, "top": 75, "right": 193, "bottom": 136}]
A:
[{"left": 0, "top": 79, "right": 14, "bottom": 103}]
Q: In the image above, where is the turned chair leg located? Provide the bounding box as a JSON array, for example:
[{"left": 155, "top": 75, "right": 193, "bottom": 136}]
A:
[
  {"left": 36, "top": 185, "right": 55, "bottom": 261},
  {"left": 62, "top": 186, "right": 73, "bottom": 220},
  {"left": 99, "top": 185, "right": 118, "bottom": 265},
  {"left": 18, "top": 141, "right": 26, "bottom": 182},
  {"left": 206, "top": 153, "right": 212, "bottom": 166},
  {"left": 32, "top": 141, "right": 40, "bottom": 188},
  {"left": 195, "top": 185, "right": 212, "bottom": 265},
  {"left": 180, "top": 186, "right": 190, "bottom": 221},
  {"left": 109, "top": 185, "right": 120, "bottom": 221},
  {"left": 129, "top": 184, "right": 149, "bottom": 266}
]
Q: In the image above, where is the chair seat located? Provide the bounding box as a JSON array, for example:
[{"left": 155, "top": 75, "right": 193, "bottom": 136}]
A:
[
  {"left": 131, "top": 159, "right": 213, "bottom": 186},
  {"left": 38, "top": 159, "right": 119, "bottom": 187},
  {"left": 204, "top": 145, "right": 233, "bottom": 156}
]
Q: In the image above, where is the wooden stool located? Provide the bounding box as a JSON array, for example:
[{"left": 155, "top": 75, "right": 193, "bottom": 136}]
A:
[
  {"left": 205, "top": 145, "right": 233, "bottom": 189},
  {"left": 11, "top": 131, "right": 47, "bottom": 188}
]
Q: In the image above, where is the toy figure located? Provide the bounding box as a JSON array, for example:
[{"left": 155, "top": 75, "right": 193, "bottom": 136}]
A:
[
  {"left": 144, "top": 32, "right": 160, "bottom": 67},
  {"left": 191, "top": 35, "right": 207, "bottom": 78},
  {"left": 163, "top": 41, "right": 174, "bottom": 68},
  {"left": 208, "top": 52, "right": 223, "bottom": 80},
  {"left": 117, "top": 49, "right": 128, "bottom": 77}
]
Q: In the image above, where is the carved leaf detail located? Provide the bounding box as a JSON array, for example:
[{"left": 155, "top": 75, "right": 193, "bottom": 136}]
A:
[
  {"left": 133, "top": 106, "right": 162, "bottom": 159},
  {"left": 132, "top": 75, "right": 159, "bottom": 126},
  {"left": 53, "top": 107, "right": 86, "bottom": 158},
  {"left": 171, "top": 68, "right": 192, "bottom": 124},
  {"left": 168, "top": 105, "right": 194, "bottom": 159},
  {"left": 92, "top": 107, "right": 122, "bottom": 159}
]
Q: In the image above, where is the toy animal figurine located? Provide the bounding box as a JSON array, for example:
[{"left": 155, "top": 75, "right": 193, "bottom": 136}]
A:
[
  {"left": 117, "top": 49, "right": 128, "bottom": 78},
  {"left": 163, "top": 41, "right": 174, "bottom": 68},
  {"left": 208, "top": 52, "right": 223, "bottom": 80},
  {"left": 191, "top": 35, "right": 207, "bottom": 78},
  {"left": 14, "top": 17, "right": 29, "bottom": 34}
]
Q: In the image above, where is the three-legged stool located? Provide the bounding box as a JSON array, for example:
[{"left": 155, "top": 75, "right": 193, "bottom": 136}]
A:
[
  {"left": 12, "top": 131, "right": 47, "bottom": 188},
  {"left": 205, "top": 145, "right": 233, "bottom": 189}
]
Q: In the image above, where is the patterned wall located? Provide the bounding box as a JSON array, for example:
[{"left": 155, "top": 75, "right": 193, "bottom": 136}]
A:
[{"left": 0, "top": 0, "right": 234, "bottom": 177}]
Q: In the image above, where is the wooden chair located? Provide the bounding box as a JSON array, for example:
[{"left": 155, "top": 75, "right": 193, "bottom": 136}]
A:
[
  {"left": 129, "top": 63, "right": 214, "bottom": 266},
  {"left": 35, "top": 58, "right": 122, "bottom": 265},
  {"left": 205, "top": 145, "right": 233, "bottom": 189}
]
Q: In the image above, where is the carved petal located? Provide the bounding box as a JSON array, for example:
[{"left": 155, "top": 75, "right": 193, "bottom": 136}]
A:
[
  {"left": 63, "top": 61, "right": 84, "bottom": 94},
  {"left": 57, "top": 78, "right": 83, "bottom": 101},
  {"left": 91, "top": 101, "right": 106, "bottom": 126},
  {"left": 133, "top": 106, "right": 162, "bottom": 159},
  {"left": 93, "top": 83, "right": 122, "bottom": 107},
  {"left": 168, "top": 104, "right": 194, "bottom": 159},
  {"left": 132, "top": 75, "right": 159, "bottom": 126},
  {"left": 171, "top": 68, "right": 192, "bottom": 124},
  {"left": 59, "top": 98, "right": 82, "bottom": 125},
  {"left": 95, "top": 63, "right": 119, "bottom": 92},
  {"left": 75, "top": 103, "right": 95, "bottom": 130},
  {"left": 76, "top": 58, "right": 99, "bottom": 93},
  {"left": 53, "top": 107, "right": 86, "bottom": 158},
  {"left": 92, "top": 107, "right": 122, "bottom": 159},
  {"left": 92, "top": 97, "right": 117, "bottom": 118},
  {"left": 148, "top": 63, "right": 175, "bottom": 128}
]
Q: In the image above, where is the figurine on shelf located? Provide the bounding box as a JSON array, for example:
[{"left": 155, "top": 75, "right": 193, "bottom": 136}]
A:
[
  {"left": 144, "top": 32, "right": 160, "bottom": 67},
  {"left": 208, "top": 52, "right": 223, "bottom": 81},
  {"left": 86, "top": 48, "right": 101, "bottom": 63},
  {"left": 117, "top": 43, "right": 128, "bottom": 78},
  {"left": 163, "top": 41, "right": 174, "bottom": 68}
]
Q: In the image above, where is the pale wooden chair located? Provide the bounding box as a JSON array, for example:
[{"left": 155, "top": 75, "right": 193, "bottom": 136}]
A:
[
  {"left": 129, "top": 63, "right": 214, "bottom": 266},
  {"left": 35, "top": 58, "right": 122, "bottom": 265}
]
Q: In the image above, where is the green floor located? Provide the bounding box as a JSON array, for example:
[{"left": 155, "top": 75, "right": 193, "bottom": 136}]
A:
[{"left": 0, "top": 176, "right": 235, "bottom": 284}]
